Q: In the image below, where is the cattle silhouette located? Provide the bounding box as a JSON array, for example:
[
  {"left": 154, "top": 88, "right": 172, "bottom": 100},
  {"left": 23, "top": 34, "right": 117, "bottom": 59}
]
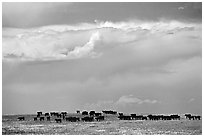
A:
[
  {"left": 55, "top": 118, "right": 62, "bottom": 123},
  {"left": 40, "top": 117, "right": 44, "bottom": 121},
  {"left": 37, "top": 112, "right": 42, "bottom": 117},
  {"left": 65, "top": 117, "right": 80, "bottom": 122},
  {"left": 81, "top": 116, "right": 94, "bottom": 122},
  {"left": 185, "top": 114, "right": 201, "bottom": 120},
  {"left": 46, "top": 116, "right": 51, "bottom": 121},
  {"left": 195, "top": 115, "right": 201, "bottom": 120},
  {"left": 18, "top": 117, "right": 25, "bottom": 121},
  {"left": 89, "top": 111, "right": 95, "bottom": 116},
  {"left": 170, "top": 115, "right": 180, "bottom": 120},
  {"left": 45, "top": 113, "right": 49, "bottom": 117},
  {"left": 95, "top": 116, "right": 105, "bottom": 121},
  {"left": 33, "top": 117, "right": 37, "bottom": 121},
  {"left": 118, "top": 115, "right": 131, "bottom": 120},
  {"left": 119, "top": 113, "right": 123, "bottom": 116},
  {"left": 102, "top": 110, "right": 117, "bottom": 115},
  {"left": 95, "top": 113, "right": 102, "bottom": 117},
  {"left": 82, "top": 111, "right": 88, "bottom": 115},
  {"left": 76, "top": 110, "right": 80, "bottom": 114}
]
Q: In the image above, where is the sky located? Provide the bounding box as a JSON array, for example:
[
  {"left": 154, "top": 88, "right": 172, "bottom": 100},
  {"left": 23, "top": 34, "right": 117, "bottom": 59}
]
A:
[{"left": 2, "top": 2, "right": 202, "bottom": 115}]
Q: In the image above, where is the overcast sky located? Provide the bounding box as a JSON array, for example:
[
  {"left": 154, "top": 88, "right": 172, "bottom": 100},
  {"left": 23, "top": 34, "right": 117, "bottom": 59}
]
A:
[{"left": 2, "top": 2, "right": 202, "bottom": 115}]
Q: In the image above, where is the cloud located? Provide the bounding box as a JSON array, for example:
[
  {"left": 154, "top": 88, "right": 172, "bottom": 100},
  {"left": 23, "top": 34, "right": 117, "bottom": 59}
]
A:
[
  {"left": 116, "top": 95, "right": 159, "bottom": 105},
  {"left": 178, "top": 7, "right": 185, "bottom": 10},
  {"left": 2, "top": 20, "right": 201, "bottom": 62}
]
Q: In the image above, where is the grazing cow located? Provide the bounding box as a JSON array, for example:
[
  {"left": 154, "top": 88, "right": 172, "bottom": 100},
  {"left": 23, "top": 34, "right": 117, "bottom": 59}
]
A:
[
  {"left": 118, "top": 115, "right": 131, "bottom": 120},
  {"left": 55, "top": 119, "right": 62, "bottom": 123},
  {"left": 89, "top": 111, "right": 95, "bottom": 116},
  {"left": 185, "top": 114, "right": 192, "bottom": 119},
  {"left": 37, "top": 112, "right": 42, "bottom": 117},
  {"left": 81, "top": 116, "right": 94, "bottom": 122},
  {"left": 95, "top": 116, "right": 105, "bottom": 121},
  {"left": 130, "top": 114, "right": 136, "bottom": 119},
  {"left": 34, "top": 117, "right": 37, "bottom": 121},
  {"left": 66, "top": 117, "right": 80, "bottom": 122},
  {"left": 47, "top": 116, "right": 51, "bottom": 121},
  {"left": 45, "top": 113, "right": 49, "bottom": 117},
  {"left": 170, "top": 115, "right": 180, "bottom": 120},
  {"left": 61, "top": 112, "right": 67, "bottom": 119},
  {"left": 76, "top": 110, "right": 80, "bottom": 114},
  {"left": 57, "top": 113, "right": 62, "bottom": 118},
  {"left": 18, "top": 117, "right": 25, "bottom": 121},
  {"left": 119, "top": 113, "right": 124, "bottom": 116},
  {"left": 95, "top": 113, "right": 102, "bottom": 117},
  {"left": 82, "top": 111, "right": 88, "bottom": 115},
  {"left": 40, "top": 117, "right": 44, "bottom": 121},
  {"left": 102, "top": 110, "right": 117, "bottom": 115},
  {"left": 195, "top": 116, "right": 201, "bottom": 120},
  {"left": 142, "top": 116, "right": 148, "bottom": 120}
]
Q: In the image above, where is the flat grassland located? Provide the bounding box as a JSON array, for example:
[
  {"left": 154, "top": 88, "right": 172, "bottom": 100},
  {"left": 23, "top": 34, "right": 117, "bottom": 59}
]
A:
[{"left": 2, "top": 114, "right": 202, "bottom": 135}]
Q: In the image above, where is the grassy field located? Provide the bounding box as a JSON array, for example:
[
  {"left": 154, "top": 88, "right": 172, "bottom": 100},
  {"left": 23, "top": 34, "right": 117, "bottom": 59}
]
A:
[{"left": 2, "top": 114, "right": 202, "bottom": 135}]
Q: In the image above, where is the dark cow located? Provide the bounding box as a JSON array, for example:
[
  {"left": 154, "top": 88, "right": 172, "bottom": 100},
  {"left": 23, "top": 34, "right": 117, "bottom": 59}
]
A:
[
  {"left": 130, "top": 114, "right": 136, "bottom": 119},
  {"left": 119, "top": 113, "right": 124, "bottom": 116},
  {"left": 66, "top": 117, "right": 80, "bottom": 122},
  {"left": 170, "top": 115, "right": 180, "bottom": 120},
  {"left": 37, "top": 112, "right": 42, "bottom": 117},
  {"left": 102, "top": 110, "right": 117, "bottom": 115},
  {"left": 40, "top": 117, "right": 44, "bottom": 121},
  {"left": 55, "top": 118, "right": 62, "bottom": 123},
  {"left": 47, "top": 116, "right": 51, "bottom": 121},
  {"left": 57, "top": 113, "right": 62, "bottom": 118},
  {"left": 61, "top": 112, "right": 67, "bottom": 119},
  {"left": 81, "top": 116, "right": 94, "bottom": 122},
  {"left": 45, "top": 113, "right": 49, "bottom": 117},
  {"left": 18, "top": 117, "right": 25, "bottom": 121},
  {"left": 95, "top": 113, "right": 102, "bottom": 117},
  {"left": 82, "top": 111, "right": 88, "bottom": 115},
  {"left": 185, "top": 114, "right": 192, "bottom": 119},
  {"left": 34, "top": 117, "right": 37, "bottom": 121},
  {"left": 195, "top": 116, "right": 201, "bottom": 120},
  {"left": 95, "top": 116, "right": 105, "bottom": 121},
  {"left": 76, "top": 110, "right": 80, "bottom": 114},
  {"left": 118, "top": 115, "right": 131, "bottom": 120},
  {"left": 89, "top": 111, "right": 95, "bottom": 116}
]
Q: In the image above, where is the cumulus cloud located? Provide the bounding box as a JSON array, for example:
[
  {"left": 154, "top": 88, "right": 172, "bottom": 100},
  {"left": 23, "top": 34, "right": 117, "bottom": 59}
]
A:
[
  {"left": 2, "top": 20, "right": 201, "bottom": 62},
  {"left": 116, "top": 95, "right": 159, "bottom": 105}
]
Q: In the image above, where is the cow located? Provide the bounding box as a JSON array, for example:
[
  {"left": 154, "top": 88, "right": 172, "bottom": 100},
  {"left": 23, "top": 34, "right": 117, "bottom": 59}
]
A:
[
  {"left": 82, "top": 111, "right": 88, "bottom": 115},
  {"left": 95, "top": 113, "right": 102, "bottom": 117},
  {"left": 195, "top": 116, "right": 201, "bottom": 120},
  {"left": 56, "top": 113, "right": 62, "bottom": 118},
  {"left": 55, "top": 118, "right": 62, "bottom": 123},
  {"left": 89, "top": 111, "right": 95, "bottom": 116},
  {"left": 34, "top": 117, "right": 37, "bottom": 121},
  {"left": 37, "top": 112, "right": 42, "bottom": 117},
  {"left": 40, "top": 117, "right": 44, "bottom": 121},
  {"left": 76, "top": 110, "right": 80, "bottom": 114},
  {"left": 118, "top": 115, "right": 131, "bottom": 120},
  {"left": 18, "top": 117, "right": 25, "bottom": 121},
  {"left": 47, "top": 116, "right": 51, "bottom": 121},
  {"left": 95, "top": 116, "right": 105, "bottom": 121},
  {"left": 45, "top": 113, "right": 49, "bottom": 117},
  {"left": 102, "top": 110, "right": 117, "bottom": 115},
  {"left": 119, "top": 113, "right": 124, "bottom": 116},
  {"left": 66, "top": 117, "right": 80, "bottom": 122},
  {"left": 130, "top": 114, "right": 136, "bottom": 119},
  {"left": 81, "top": 116, "right": 94, "bottom": 122},
  {"left": 170, "top": 115, "right": 180, "bottom": 120}
]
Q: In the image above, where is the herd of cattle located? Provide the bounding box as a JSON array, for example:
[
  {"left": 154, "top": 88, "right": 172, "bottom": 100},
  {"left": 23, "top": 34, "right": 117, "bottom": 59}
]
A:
[{"left": 17, "top": 110, "right": 201, "bottom": 123}]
